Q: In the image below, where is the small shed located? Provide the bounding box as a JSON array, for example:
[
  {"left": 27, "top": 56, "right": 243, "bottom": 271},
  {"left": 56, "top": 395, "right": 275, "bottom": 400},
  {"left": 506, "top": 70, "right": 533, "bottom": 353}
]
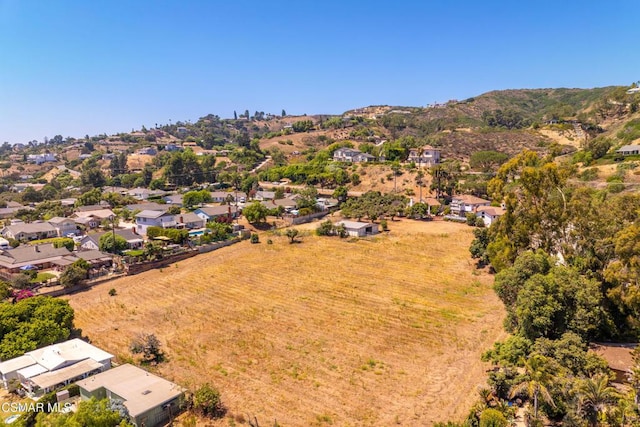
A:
[{"left": 334, "top": 221, "right": 379, "bottom": 237}]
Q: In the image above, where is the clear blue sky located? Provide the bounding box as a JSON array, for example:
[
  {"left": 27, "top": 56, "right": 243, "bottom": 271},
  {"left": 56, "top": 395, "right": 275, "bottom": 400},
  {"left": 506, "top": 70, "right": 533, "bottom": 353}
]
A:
[{"left": 1, "top": 0, "right": 638, "bottom": 144}]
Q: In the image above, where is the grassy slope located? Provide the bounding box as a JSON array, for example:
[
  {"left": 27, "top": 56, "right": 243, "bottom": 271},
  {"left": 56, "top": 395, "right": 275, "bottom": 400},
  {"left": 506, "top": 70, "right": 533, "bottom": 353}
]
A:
[{"left": 65, "top": 220, "right": 505, "bottom": 426}]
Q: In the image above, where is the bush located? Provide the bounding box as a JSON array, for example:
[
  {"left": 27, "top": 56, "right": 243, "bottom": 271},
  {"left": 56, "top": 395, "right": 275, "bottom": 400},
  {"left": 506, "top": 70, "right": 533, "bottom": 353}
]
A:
[
  {"left": 130, "top": 333, "right": 164, "bottom": 364},
  {"left": 250, "top": 233, "right": 259, "bottom": 244},
  {"left": 380, "top": 219, "right": 388, "bottom": 231},
  {"left": 193, "top": 383, "right": 225, "bottom": 418},
  {"left": 108, "top": 288, "right": 117, "bottom": 296},
  {"left": 466, "top": 212, "right": 477, "bottom": 226}
]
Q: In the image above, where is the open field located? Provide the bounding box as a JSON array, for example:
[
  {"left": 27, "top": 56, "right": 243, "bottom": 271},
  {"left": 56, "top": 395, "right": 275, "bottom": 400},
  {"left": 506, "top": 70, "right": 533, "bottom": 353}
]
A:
[{"left": 66, "top": 220, "right": 505, "bottom": 426}]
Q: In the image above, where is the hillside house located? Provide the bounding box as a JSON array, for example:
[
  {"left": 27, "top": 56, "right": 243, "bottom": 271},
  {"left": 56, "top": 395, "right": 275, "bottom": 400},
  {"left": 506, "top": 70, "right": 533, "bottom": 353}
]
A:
[
  {"left": 194, "top": 206, "right": 239, "bottom": 222},
  {"left": 125, "top": 202, "right": 168, "bottom": 212},
  {"left": 1, "top": 222, "right": 57, "bottom": 241},
  {"left": 164, "top": 143, "right": 181, "bottom": 152},
  {"left": 76, "top": 364, "right": 185, "bottom": 427},
  {"left": 72, "top": 208, "right": 116, "bottom": 230},
  {"left": 0, "top": 339, "right": 113, "bottom": 397},
  {"left": 475, "top": 206, "right": 506, "bottom": 227},
  {"left": 162, "top": 194, "right": 183, "bottom": 207},
  {"left": 616, "top": 145, "right": 640, "bottom": 156},
  {"left": 334, "top": 221, "right": 379, "bottom": 237},
  {"left": 135, "top": 211, "right": 177, "bottom": 235},
  {"left": 407, "top": 146, "right": 441, "bottom": 167},
  {"left": 127, "top": 188, "right": 167, "bottom": 201},
  {"left": 210, "top": 191, "right": 245, "bottom": 203},
  {"left": 333, "top": 147, "right": 376, "bottom": 163},
  {"left": 254, "top": 190, "right": 276, "bottom": 201},
  {"left": 449, "top": 195, "right": 491, "bottom": 218},
  {"left": 27, "top": 153, "right": 56, "bottom": 165},
  {"left": 136, "top": 147, "right": 157, "bottom": 156}
]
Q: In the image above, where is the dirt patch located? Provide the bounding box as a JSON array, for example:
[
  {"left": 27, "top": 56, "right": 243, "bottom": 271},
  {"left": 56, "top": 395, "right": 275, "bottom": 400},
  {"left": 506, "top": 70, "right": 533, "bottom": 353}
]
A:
[{"left": 65, "top": 220, "right": 505, "bottom": 426}]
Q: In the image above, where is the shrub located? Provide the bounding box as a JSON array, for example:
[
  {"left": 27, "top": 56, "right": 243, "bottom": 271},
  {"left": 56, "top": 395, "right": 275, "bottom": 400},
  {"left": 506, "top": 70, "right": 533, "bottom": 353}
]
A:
[
  {"left": 193, "top": 383, "right": 225, "bottom": 418},
  {"left": 250, "top": 233, "right": 259, "bottom": 244},
  {"left": 108, "top": 288, "right": 117, "bottom": 296},
  {"left": 380, "top": 219, "right": 388, "bottom": 231}
]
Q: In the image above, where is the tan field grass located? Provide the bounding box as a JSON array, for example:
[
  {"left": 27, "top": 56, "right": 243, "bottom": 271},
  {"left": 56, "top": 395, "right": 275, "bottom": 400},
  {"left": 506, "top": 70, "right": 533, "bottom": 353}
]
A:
[{"left": 65, "top": 220, "right": 505, "bottom": 426}]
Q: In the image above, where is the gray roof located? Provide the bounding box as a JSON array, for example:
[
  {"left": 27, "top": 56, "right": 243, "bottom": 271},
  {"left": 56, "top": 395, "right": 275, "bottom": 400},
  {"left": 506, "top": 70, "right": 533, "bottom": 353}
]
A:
[
  {"left": 75, "top": 203, "right": 111, "bottom": 212},
  {"left": 125, "top": 202, "right": 167, "bottom": 212},
  {"left": 76, "top": 364, "right": 184, "bottom": 418},
  {"left": 617, "top": 145, "right": 640, "bottom": 152},
  {"left": 178, "top": 212, "right": 204, "bottom": 224},
  {"left": 75, "top": 250, "right": 113, "bottom": 262},
  {"left": 335, "top": 220, "right": 377, "bottom": 231},
  {"left": 135, "top": 210, "right": 171, "bottom": 219},
  {"left": 3, "top": 222, "right": 56, "bottom": 235},
  {"left": 0, "top": 244, "right": 72, "bottom": 267},
  {"left": 93, "top": 229, "right": 142, "bottom": 242},
  {"left": 195, "top": 205, "right": 238, "bottom": 217},
  {"left": 48, "top": 216, "right": 75, "bottom": 225}
]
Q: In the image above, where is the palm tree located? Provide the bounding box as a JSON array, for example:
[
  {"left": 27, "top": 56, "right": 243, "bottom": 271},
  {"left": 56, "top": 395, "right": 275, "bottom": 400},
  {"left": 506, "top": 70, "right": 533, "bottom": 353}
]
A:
[
  {"left": 577, "top": 374, "right": 620, "bottom": 427},
  {"left": 509, "top": 354, "right": 556, "bottom": 422}
]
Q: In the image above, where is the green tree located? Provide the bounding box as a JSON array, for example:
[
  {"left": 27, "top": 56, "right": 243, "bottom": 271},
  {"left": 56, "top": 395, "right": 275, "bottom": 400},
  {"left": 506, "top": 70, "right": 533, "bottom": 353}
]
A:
[
  {"left": 99, "top": 233, "right": 127, "bottom": 253},
  {"left": 509, "top": 354, "right": 556, "bottom": 422},
  {"left": 243, "top": 202, "right": 269, "bottom": 223},
  {"left": 285, "top": 228, "right": 299, "bottom": 243},
  {"left": 129, "top": 333, "right": 164, "bottom": 364},
  {"left": 59, "top": 259, "right": 90, "bottom": 288},
  {"left": 193, "top": 383, "right": 225, "bottom": 418},
  {"left": 470, "top": 151, "right": 510, "bottom": 172},
  {"left": 576, "top": 374, "right": 620, "bottom": 427},
  {"left": 479, "top": 408, "right": 508, "bottom": 427}
]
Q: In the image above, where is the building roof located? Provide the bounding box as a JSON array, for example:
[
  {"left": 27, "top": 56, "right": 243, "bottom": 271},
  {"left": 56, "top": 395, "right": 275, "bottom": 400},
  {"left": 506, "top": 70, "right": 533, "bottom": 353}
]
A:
[
  {"left": 335, "top": 220, "right": 377, "bottom": 231},
  {"left": 75, "top": 203, "right": 111, "bottom": 212},
  {"left": 591, "top": 342, "right": 637, "bottom": 373},
  {"left": 125, "top": 202, "right": 167, "bottom": 212},
  {"left": 178, "top": 212, "right": 204, "bottom": 224},
  {"left": 76, "top": 364, "right": 185, "bottom": 418},
  {"left": 0, "top": 355, "right": 36, "bottom": 375},
  {"left": 0, "top": 244, "right": 72, "bottom": 268},
  {"left": 48, "top": 217, "right": 75, "bottom": 225},
  {"left": 93, "top": 229, "right": 142, "bottom": 243},
  {"left": 74, "top": 250, "right": 114, "bottom": 263},
  {"left": 616, "top": 145, "right": 640, "bottom": 152},
  {"left": 3, "top": 222, "right": 56, "bottom": 236},
  {"left": 73, "top": 209, "right": 115, "bottom": 220},
  {"left": 196, "top": 205, "right": 238, "bottom": 217},
  {"left": 135, "top": 210, "right": 171, "bottom": 219},
  {"left": 476, "top": 206, "right": 506, "bottom": 216},
  {"left": 452, "top": 194, "right": 491, "bottom": 205},
  {"left": 30, "top": 359, "right": 103, "bottom": 390}
]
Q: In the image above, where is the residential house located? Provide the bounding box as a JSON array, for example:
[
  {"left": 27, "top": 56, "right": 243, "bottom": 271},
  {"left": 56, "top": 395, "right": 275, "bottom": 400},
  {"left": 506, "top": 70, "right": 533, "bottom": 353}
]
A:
[
  {"left": 76, "top": 364, "right": 185, "bottom": 427},
  {"left": 164, "top": 143, "right": 181, "bottom": 152},
  {"left": 163, "top": 194, "right": 183, "bottom": 207},
  {"left": 127, "top": 187, "right": 167, "bottom": 201},
  {"left": 194, "top": 206, "right": 239, "bottom": 222},
  {"left": 177, "top": 212, "right": 206, "bottom": 230},
  {"left": 254, "top": 190, "right": 275, "bottom": 201},
  {"left": 0, "top": 244, "right": 72, "bottom": 275},
  {"left": 210, "top": 191, "right": 246, "bottom": 203},
  {"left": 616, "top": 145, "right": 640, "bottom": 156},
  {"left": 626, "top": 88, "right": 640, "bottom": 95},
  {"left": 72, "top": 208, "right": 116, "bottom": 230},
  {"left": 80, "top": 229, "right": 144, "bottom": 251},
  {"left": 135, "top": 211, "right": 176, "bottom": 235},
  {"left": 316, "top": 197, "right": 340, "bottom": 211},
  {"left": 27, "top": 153, "right": 56, "bottom": 165},
  {"left": 0, "top": 339, "right": 113, "bottom": 396},
  {"left": 475, "top": 206, "right": 506, "bottom": 227},
  {"left": 1, "top": 222, "right": 57, "bottom": 241},
  {"left": 333, "top": 147, "right": 376, "bottom": 163},
  {"left": 334, "top": 220, "right": 379, "bottom": 237},
  {"left": 407, "top": 146, "right": 441, "bottom": 167},
  {"left": 136, "top": 147, "right": 157, "bottom": 156},
  {"left": 449, "top": 195, "right": 491, "bottom": 218},
  {"left": 273, "top": 198, "right": 298, "bottom": 211},
  {"left": 48, "top": 217, "right": 79, "bottom": 237}
]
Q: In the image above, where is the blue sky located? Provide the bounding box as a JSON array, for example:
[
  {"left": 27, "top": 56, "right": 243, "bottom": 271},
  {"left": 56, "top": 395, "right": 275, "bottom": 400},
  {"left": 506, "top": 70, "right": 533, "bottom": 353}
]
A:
[{"left": 1, "top": 0, "right": 638, "bottom": 144}]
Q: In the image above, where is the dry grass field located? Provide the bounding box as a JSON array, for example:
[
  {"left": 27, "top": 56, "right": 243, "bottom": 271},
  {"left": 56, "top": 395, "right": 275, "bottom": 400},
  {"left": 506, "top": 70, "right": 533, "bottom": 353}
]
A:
[{"left": 66, "top": 220, "right": 505, "bottom": 426}]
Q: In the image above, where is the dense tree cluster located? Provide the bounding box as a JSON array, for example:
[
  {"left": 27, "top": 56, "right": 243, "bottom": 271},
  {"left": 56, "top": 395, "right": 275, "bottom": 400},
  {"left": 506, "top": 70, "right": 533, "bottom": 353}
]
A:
[
  {"left": 0, "top": 296, "right": 74, "bottom": 359},
  {"left": 462, "top": 150, "right": 640, "bottom": 425},
  {"left": 341, "top": 191, "right": 407, "bottom": 221}
]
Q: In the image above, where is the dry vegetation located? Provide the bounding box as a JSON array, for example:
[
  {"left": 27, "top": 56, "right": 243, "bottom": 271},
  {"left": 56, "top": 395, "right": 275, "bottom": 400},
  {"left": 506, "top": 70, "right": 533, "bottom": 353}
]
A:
[{"left": 66, "top": 220, "right": 505, "bottom": 426}]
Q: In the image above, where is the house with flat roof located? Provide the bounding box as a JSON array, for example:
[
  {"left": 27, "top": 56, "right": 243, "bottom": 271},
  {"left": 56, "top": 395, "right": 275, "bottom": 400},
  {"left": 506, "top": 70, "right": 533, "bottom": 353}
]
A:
[
  {"left": 76, "top": 364, "right": 185, "bottom": 427},
  {"left": 334, "top": 220, "right": 379, "bottom": 237},
  {"left": 0, "top": 339, "right": 113, "bottom": 397}
]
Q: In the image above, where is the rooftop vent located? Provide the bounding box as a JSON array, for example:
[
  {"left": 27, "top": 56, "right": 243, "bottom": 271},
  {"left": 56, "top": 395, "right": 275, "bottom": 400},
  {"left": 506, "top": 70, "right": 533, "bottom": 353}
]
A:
[{"left": 141, "top": 390, "right": 151, "bottom": 395}]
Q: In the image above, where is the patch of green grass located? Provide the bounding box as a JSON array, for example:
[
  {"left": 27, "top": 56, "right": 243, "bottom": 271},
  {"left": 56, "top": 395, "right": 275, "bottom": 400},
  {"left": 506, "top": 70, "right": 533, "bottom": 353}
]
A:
[{"left": 30, "top": 272, "right": 56, "bottom": 283}]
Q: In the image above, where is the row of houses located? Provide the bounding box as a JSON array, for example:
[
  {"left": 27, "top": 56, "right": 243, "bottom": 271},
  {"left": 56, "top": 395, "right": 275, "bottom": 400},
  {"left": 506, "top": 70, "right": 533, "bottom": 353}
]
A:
[
  {"left": 0, "top": 339, "right": 184, "bottom": 427},
  {"left": 333, "top": 146, "right": 441, "bottom": 166}
]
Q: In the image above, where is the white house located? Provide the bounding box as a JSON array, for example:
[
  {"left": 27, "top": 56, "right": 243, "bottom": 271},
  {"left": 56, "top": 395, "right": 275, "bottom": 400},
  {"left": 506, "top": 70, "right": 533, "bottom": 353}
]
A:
[
  {"left": 407, "top": 146, "right": 441, "bottom": 167},
  {"left": 475, "top": 206, "right": 506, "bottom": 227},
  {"left": 449, "top": 195, "right": 491, "bottom": 218},
  {"left": 135, "top": 211, "right": 177, "bottom": 235},
  {"left": 616, "top": 145, "right": 640, "bottom": 156},
  {"left": 333, "top": 147, "right": 376, "bottom": 163},
  {"left": 194, "top": 206, "right": 239, "bottom": 222},
  {"left": 26, "top": 153, "right": 56, "bottom": 165},
  {"left": 0, "top": 339, "right": 113, "bottom": 397},
  {"left": 334, "top": 220, "right": 379, "bottom": 237}
]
